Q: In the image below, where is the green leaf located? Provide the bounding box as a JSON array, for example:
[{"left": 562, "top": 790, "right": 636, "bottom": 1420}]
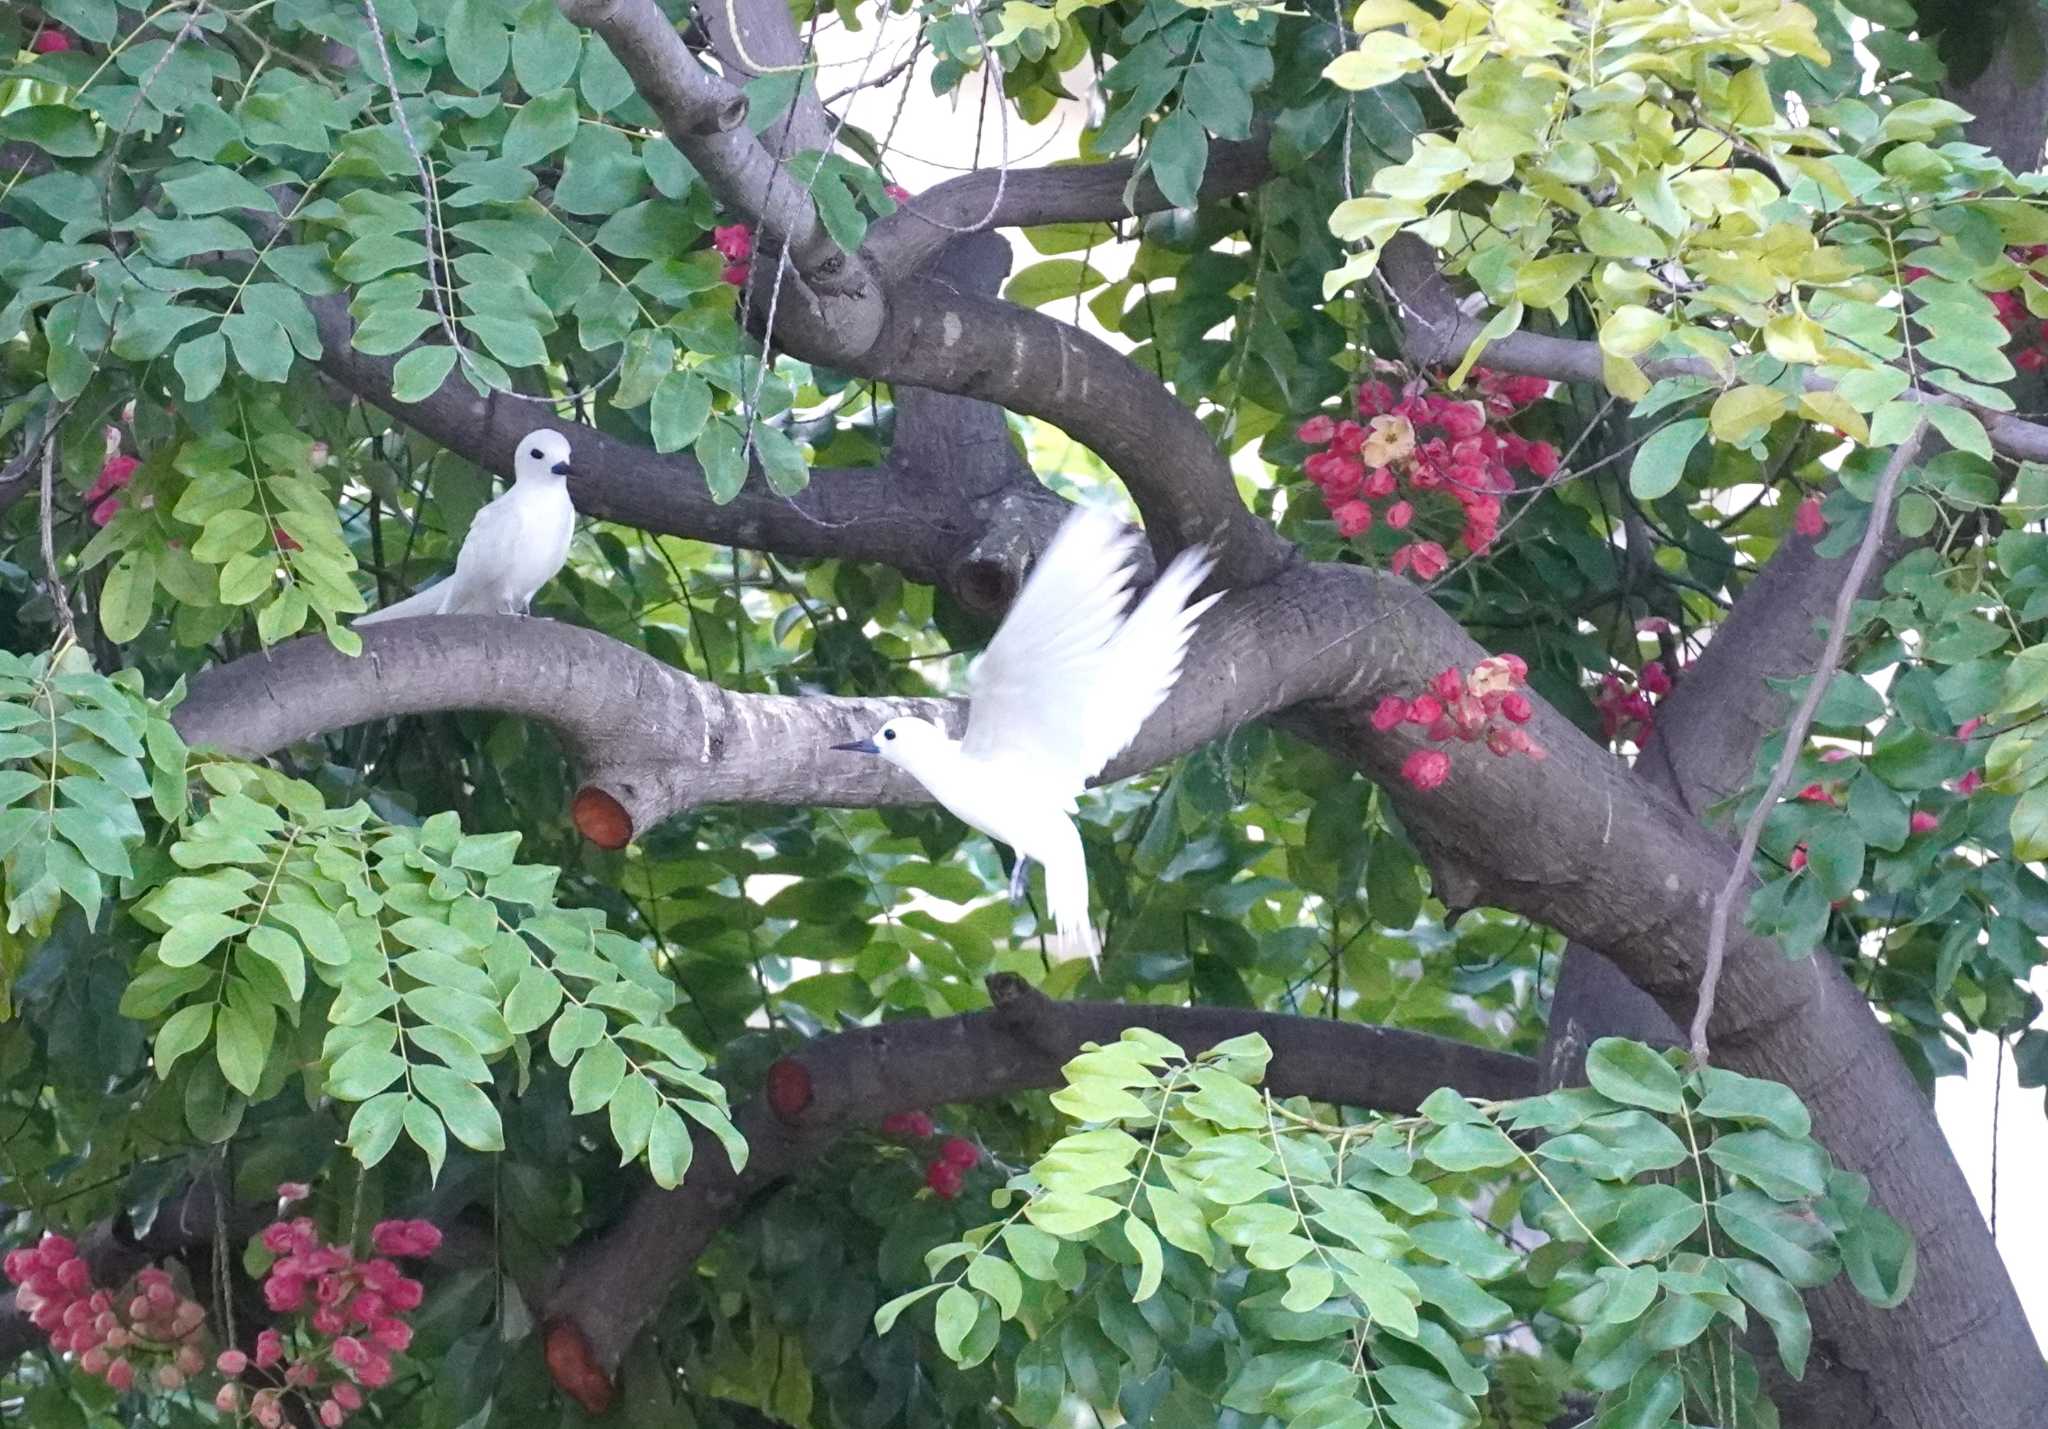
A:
[
  {"left": 751, "top": 423, "right": 809, "bottom": 496},
  {"left": 1025, "top": 1191, "right": 1122, "bottom": 1237},
  {"left": 1121, "top": 1215, "right": 1162, "bottom": 1302},
  {"left": 345, "top": 1093, "right": 408, "bottom": 1168},
  {"left": 1628, "top": 418, "right": 1707, "bottom": 500},
  {"left": 513, "top": 0, "right": 582, "bottom": 94},
  {"left": 413, "top": 1063, "right": 505, "bottom": 1151},
  {"left": 0, "top": 105, "right": 101, "bottom": 158},
  {"left": 1004, "top": 259, "right": 1110, "bottom": 310},
  {"left": 1584, "top": 1039, "right": 1683, "bottom": 1113},
  {"left": 1694, "top": 1067, "right": 1812, "bottom": 1138},
  {"left": 1715, "top": 1189, "right": 1838, "bottom": 1287},
  {"left": 99, "top": 551, "right": 157, "bottom": 644},
  {"left": 647, "top": 1104, "right": 693, "bottom": 1187},
  {"left": 934, "top": 1284, "right": 977, "bottom": 1362},
  {"left": 1727, "top": 1259, "right": 1811, "bottom": 1378},
  {"left": 873, "top": 1284, "right": 939, "bottom": 1336},
  {"left": 222, "top": 313, "right": 294, "bottom": 383},
  {"left": 607, "top": 1072, "right": 658, "bottom": 1163},
  {"left": 502, "top": 89, "right": 580, "bottom": 165},
  {"left": 214, "top": 999, "right": 272, "bottom": 1095},
  {"left": 968, "top": 1250, "right": 1025, "bottom": 1317},
  {"left": 569, "top": 1039, "right": 628, "bottom": 1114},
  {"left": 697, "top": 418, "right": 746, "bottom": 504},
  {"left": 174, "top": 333, "right": 229, "bottom": 402},
  {"left": 651, "top": 371, "right": 712, "bottom": 453},
  {"left": 158, "top": 913, "right": 246, "bottom": 968},
  {"left": 153, "top": 1003, "right": 214, "bottom": 1078},
  {"left": 1145, "top": 110, "right": 1207, "bottom": 210},
  {"left": 161, "top": 166, "right": 279, "bottom": 216},
  {"left": 328, "top": 1043, "right": 407, "bottom": 1100},
  {"left": 403, "top": 1096, "right": 449, "bottom": 1182},
  {"left": 447, "top": 0, "right": 511, "bottom": 91},
  {"left": 1926, "top": 403, "right": 1990, "bottom": 460},
  {"left": 391, "top": 344, "right": 459, "bottom": 402},
  {"left": 2012, "top": 786, "right": 2048, "bottom": 860}
]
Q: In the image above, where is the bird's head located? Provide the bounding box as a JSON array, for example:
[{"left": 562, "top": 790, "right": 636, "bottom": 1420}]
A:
[
  {"left": 515, "top": 430, "right": 575, "bottom": 482},
  {"left": 832, "top": 716, "right": 942, "bottom": 770}
]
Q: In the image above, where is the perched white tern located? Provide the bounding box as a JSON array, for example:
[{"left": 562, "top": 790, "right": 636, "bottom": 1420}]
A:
[
  {"left": 833, "top": 505, "right": 1221, "bottom": 964},
  {"left": 356, "top": 430, "right": 577, "bottom": 625}
]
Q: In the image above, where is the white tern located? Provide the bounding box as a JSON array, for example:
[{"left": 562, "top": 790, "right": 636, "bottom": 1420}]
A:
[
  {"left": 356, "top": 430, "right": 577, "bottom": 625},
  {"left": 833, "top": 505, "right": 1221, "bottom": 964}
]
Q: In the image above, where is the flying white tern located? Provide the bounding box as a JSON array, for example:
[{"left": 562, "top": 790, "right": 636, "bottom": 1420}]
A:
[
  {"left": 833, "top": 505, "right": 1221, "bottom": 964},
  {"left": 356, "top": 430, "right": 577, "bottom": 625}
]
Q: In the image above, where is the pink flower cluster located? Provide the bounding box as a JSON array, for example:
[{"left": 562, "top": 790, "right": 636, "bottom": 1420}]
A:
[
  {"left": 216, "top": 1216, "right": 439, "bottom": 1425},
  {"left": 1372, "top": 654, "right": 1543, "bottom": 790},
  {"left": 878, "top": 1110, "right": 977, "bottom": 1198},
  {"left": 4, "top": 1236, "right": 208, "bottom": 1393},
  {"left": 30, "top": 27, "right": 74, "bottom": 53},
  {"left": 1296, "top": 368, "right": 1558, "bottom": 581},
  {"left": 925, "top": 1137, "right": 979, "bottom": 1200},
  {"left": 880, "top": 1110, "right": 935, "bottom": 1140},
  {"left": 1594, "top": 657, "right": 1672, "bottom": 747},
  {"left": 713, "top": 224, "right": 752, "bottom": 287},
  {"left": 85, "top": 454, "right": 138, "bottom": 527},
  {"left": 1795, "top": 495, "right": 1825, "bottom": 538}
]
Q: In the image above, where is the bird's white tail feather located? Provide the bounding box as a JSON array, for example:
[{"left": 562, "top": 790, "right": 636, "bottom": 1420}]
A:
[
  {"left": 1043, "top": 852, "right": 1100, "bottom": 965},
  {"left": 354, "top": 582, "right": 449, "bottom": 627}
]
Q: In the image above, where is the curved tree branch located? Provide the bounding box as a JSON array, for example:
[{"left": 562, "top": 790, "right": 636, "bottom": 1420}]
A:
[
  {"left": 555, "top": 0, "right": 1292, "bottom": 589},
  {"left": 868, "top": 136, "right": 1277, "bottom": 283},
  {"left": 543, "top": 972, "right": 1538, "bottom": 1376},
  {"left": 556, "top": 0, "right": 887, "bottom": 358}
]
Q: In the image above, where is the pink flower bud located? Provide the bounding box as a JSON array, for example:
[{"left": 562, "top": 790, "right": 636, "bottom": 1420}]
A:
[{"left": 1400, "top": 749, "right": 1452, "bottom": 791}]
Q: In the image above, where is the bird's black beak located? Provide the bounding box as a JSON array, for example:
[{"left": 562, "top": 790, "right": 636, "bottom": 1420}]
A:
[
  {"left": 552, "top": 462, "right": 574, "bottom": 478},
  {"left": 832, "top": 738, "right": 879, "bottom": 755}
]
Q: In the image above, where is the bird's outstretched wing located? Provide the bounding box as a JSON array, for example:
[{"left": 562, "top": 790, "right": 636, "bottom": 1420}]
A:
[{"left": 963, "top": 505, "right": 1217, "bottom": 803}]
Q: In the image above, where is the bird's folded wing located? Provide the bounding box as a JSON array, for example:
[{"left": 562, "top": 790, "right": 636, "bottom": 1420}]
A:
[
  {"left": 961, "top": 505, "right": 1141, "bottom": 800},
  {"left": 440, "top": 489, "right": 525, "bottom": 611}
]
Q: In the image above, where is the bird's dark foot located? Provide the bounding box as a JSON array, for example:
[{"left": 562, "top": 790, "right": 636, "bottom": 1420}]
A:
[{"left": 1008, "top": 856, "right": 1033, "bottom": 907}]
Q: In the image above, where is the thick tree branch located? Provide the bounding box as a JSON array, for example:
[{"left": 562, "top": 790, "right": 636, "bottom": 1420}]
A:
[
  {"left": 545, "top": 973, "right": 1537, "bottom": 1373},
  {"left": 171, "top": 552, "right": 2044, "bottom": 1423},
  {"left": 867, "top": 137, "right": 1276, "bottom": 283},
  {"left": 556, "top": 1, "right": 1291, "bottom": 588},
  {"left": 308, "top": 290, "right": 961, "bottom": 580},
  {"left": 557, "top": 0, "right": 887, "bottom": 359}
]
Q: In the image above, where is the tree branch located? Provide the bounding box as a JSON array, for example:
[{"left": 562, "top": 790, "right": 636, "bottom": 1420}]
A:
[
  {"left": 867, "top": 137, "right": 1276, "bottom": 283},
  {"left": 556, "top": 0, "right": 888, "bottom": 359},
  {"left": 555, "top": 0, "right": 1291, "bottom": 588},
  {"left": 544, "top": 973, "right": 1537, "bottom": 1376}
]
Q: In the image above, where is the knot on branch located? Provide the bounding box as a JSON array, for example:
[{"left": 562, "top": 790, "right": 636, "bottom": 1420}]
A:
[
  {"left": 553, "top": 0, "right": 623, "bottom": 27},
  {"left": 694, "top": 92, "right": 748, "bottom": 136}
]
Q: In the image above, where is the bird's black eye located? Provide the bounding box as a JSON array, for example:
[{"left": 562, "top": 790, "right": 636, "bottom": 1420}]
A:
[
  {"left": 528, "top": 447, "right": 543, "bottom": 459},
  {"left": 883, "top": 728, "right": 896, "bottom": 741}
]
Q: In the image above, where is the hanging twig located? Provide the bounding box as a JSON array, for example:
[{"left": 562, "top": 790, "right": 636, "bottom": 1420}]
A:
[
  {"left": 1690, "top": 419, "right": 1927, "bottom": 1067},
  {"left": 37, "top": 429, "right": 78, "bottom": 649}
]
